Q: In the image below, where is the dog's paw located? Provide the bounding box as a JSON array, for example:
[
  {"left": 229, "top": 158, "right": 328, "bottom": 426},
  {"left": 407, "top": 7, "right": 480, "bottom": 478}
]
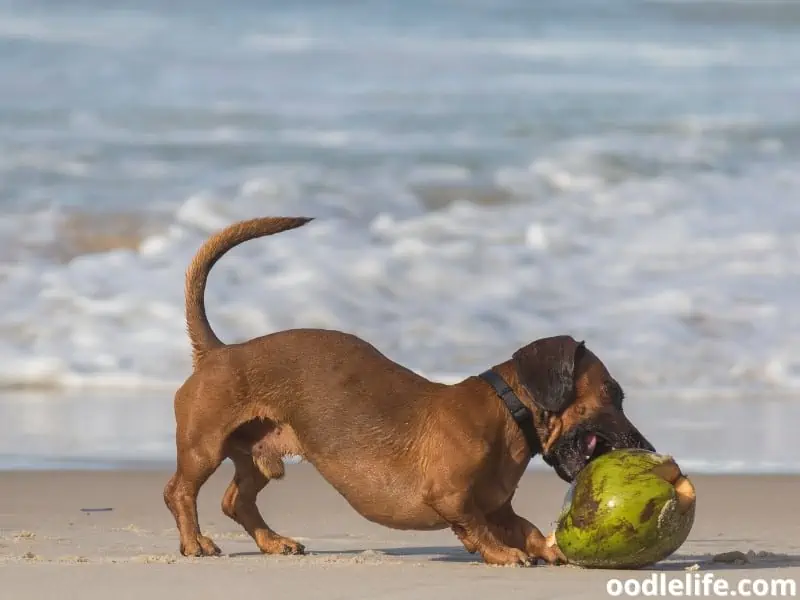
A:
[
  {"left": 531, "top": 540, "right": 567, "bottom": 566},
  {"left": 482, "top": 546, "right": 532, "bottom": 568},
  {"left": 198, "top": 534, "right": 222, "bottom": 556},
  {"left": 180, "top": 535, "right": 221, "bottom": 557},
  {"left": 280, "top": 540, "right": 305, "bottom": 555},
  {"left": 255, "top": 533, "right": 306, "bottom": 556},
  {"left": 277, "top": 538, "right": 305, "bottom": 555}
]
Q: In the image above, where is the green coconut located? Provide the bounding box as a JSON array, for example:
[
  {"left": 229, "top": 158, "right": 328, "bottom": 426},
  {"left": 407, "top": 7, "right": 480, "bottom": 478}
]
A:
[{"left": 554, "top": 448, "right": 696, "bottom": 569}]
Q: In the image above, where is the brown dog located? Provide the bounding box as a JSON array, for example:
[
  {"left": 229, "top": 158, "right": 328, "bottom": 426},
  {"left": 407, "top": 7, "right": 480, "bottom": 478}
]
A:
[{"left": 163, "top": 216, "right": 655, "bottom": 567}]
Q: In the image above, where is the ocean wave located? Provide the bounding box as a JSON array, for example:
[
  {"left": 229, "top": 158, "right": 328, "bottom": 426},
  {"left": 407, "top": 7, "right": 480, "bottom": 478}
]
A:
[{"left": 0, "top": 160, "right": 797, "bottom": 396}]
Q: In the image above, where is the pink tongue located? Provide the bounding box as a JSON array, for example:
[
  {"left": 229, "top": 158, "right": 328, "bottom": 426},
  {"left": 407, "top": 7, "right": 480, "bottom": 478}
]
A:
[{"left": 585, "top": 433, "right": 597, "bottom": 456}]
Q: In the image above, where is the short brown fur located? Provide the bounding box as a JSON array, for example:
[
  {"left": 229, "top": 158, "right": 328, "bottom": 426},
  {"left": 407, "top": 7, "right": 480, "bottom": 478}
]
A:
[{"left": 163, "top": 216, "right": 652, "bottom": 566}]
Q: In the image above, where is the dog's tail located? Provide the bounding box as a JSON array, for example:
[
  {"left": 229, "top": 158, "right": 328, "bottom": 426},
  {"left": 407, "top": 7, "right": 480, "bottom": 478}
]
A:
[{"left": 184, "top": 216, "right": 314, "bottom": 367}]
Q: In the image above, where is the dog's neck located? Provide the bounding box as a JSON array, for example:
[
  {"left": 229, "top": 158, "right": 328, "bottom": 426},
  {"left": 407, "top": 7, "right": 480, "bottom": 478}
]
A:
[{"left": 478, "top": 365, "right": 544, "bottom": 459}]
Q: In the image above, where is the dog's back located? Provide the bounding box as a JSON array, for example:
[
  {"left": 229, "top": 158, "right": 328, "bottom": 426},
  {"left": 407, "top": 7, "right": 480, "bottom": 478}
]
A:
[{"left": 186, "top": 325, "right": 442, "bottom": 444}]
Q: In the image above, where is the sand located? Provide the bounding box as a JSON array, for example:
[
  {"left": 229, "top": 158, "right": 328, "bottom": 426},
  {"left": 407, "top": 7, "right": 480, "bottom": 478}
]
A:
[{"left": 1, "top": 465, "right": 799, "bottom": 599}]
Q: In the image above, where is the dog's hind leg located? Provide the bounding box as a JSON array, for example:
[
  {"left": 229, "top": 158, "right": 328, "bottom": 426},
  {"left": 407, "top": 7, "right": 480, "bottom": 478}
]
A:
[
  {"left": 164, "top": 449, "right": 225, "bottom": 556},
  {"left": 163, "top": 391, "right": 227, "bottom": 557},
  {"left": 221, "top": 450, "right": 305, "bottom": 555}
]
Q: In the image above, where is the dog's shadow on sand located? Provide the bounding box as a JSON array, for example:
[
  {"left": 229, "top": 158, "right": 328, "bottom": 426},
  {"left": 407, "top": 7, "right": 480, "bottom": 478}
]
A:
[
  {"left": 228, "top": 546, "right": 477, "bottom": 563},
  {"left": 334, "top": 546, "right": 477, "bottom": 563},
  {"left": 229, "top": 546, "right": 800, "bottom": 570}
]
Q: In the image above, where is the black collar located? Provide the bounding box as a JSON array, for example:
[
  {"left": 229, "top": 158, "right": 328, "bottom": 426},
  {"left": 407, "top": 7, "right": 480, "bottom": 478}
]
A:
[{"left": 478, "top": 369, "right": 541, "bottom": 457}]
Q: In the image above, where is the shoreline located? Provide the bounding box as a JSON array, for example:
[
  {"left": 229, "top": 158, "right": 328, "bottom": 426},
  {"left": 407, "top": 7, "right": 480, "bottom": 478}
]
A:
[
  {"left": 3, "top": 389, "right": 800, "bottom": 476},
  {"left": 6, "top": 458, "right": 800, "bottom": 477}
]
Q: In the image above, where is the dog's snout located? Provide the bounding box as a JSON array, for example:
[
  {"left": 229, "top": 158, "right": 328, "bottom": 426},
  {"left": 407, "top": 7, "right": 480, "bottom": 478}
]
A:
[
  {"left": 597, "top": 411, "right": 655, "bottom": 455},
  {"left": 623, "top": 422, "right": 655, "bottom": 453}
]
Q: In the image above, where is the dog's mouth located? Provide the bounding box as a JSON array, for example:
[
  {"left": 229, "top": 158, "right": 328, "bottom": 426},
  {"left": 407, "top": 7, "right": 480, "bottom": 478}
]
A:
[
  {"left": 547, "top": 425, "right": 650, "bottom": 483},
  {"left": 581, "top": 432, "right": 613, "bottom": 462}
]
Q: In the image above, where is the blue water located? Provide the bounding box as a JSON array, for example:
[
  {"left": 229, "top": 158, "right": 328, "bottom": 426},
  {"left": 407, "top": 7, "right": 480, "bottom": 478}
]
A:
[{"left": 0, "top": 0, "right": 798, "bottom": 471}]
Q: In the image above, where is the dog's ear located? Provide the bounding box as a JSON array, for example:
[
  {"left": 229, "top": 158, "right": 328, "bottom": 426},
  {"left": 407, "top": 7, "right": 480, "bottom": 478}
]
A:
[{"left": 512, "top": 335, "right": 585, "bottom": 413}]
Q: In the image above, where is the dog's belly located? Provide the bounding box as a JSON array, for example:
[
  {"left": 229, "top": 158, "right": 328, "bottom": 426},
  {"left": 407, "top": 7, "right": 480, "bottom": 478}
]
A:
[
  {"left": 308, "top": 458, "right": 447, "bottom": 531},
  {"left": 233, "top": 420, "right": 444, "bottom": 528}
]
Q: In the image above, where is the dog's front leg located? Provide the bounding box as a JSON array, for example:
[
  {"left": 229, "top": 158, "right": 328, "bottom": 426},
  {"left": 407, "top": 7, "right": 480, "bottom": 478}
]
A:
[
  {"left": 430, "top": 493, "right": 532, "bottom": 566},
  {"left": 486, "top": 501, "right": 566, "bottom": 565}
]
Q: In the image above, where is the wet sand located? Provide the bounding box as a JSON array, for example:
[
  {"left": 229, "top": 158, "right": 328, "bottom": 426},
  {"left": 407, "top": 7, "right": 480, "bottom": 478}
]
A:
[{"left": 2, "top": 465, "right": 798, "bottom": 599}]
